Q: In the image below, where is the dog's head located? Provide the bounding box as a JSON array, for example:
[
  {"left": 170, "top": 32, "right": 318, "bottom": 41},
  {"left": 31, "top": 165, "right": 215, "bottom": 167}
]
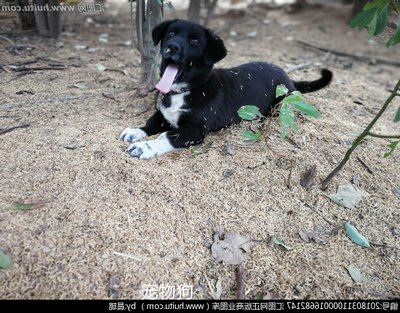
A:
[{"left": 152, "top": 19, "right": 227, "bottom": 93}]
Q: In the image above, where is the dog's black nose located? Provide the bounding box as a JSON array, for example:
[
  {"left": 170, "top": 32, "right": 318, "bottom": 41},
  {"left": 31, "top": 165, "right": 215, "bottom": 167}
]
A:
[
  {"left": 163, "top": 42, "right": 182, "bottom": 62},
  {"left": 166, "top": 42, "right": 181, "bottom": 54}
]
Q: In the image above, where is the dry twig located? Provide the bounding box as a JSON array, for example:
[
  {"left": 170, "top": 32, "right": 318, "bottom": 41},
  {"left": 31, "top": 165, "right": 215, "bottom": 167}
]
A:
[
  {"left": 297, "top": 40, "right": 400, "bottom": 67},
  {"left": 0, "top": 123, "right": 31, "bottom": 135},
  {"left": 235, "top": 266, "right": 245, "bottom": 300}
]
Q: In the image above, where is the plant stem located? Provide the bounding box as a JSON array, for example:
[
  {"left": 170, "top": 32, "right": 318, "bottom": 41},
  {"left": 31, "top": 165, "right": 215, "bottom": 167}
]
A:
[
  {"left": 367, "top": 132, "right": 400, "bottom": 139},
  {"left": 321, "top": 79, "right": 400, "bottom": 190},
  {"left": 391, "top": 0, "right": 400, "bottom": 14}
]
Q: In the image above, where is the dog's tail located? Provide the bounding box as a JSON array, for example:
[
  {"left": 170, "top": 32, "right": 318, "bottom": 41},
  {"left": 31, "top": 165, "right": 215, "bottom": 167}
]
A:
[{"left": 293, "top": 69, "right": 332, "bottom": 93}]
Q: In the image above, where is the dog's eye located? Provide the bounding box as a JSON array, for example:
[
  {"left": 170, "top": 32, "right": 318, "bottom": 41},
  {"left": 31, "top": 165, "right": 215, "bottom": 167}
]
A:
[
  {"left": 167, "top": 31, "right": 175, "bottom": 38},
  {"left": 190, "top": 39, "right": 199, "bottom": 46}
]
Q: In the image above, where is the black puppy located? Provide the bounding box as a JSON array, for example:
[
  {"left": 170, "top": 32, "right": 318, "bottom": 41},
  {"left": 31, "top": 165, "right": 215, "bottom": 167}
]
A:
[{"left": 120, "top": 19, "right": 332, "bottom": 159}]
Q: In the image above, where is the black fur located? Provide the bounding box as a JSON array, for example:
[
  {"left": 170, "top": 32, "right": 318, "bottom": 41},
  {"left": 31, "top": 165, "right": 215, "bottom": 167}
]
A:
[{"left": 121, "top": 19, "right": 332, "bottom": 158}]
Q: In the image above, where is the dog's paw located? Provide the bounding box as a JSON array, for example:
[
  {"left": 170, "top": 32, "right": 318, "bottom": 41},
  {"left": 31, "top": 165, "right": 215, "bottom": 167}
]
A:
[
  {"left": 120, "top": 128, "right": 147, "bottom": 142},
  {"left": 127, "top": 132, "right": 175, "bottom": 160}
]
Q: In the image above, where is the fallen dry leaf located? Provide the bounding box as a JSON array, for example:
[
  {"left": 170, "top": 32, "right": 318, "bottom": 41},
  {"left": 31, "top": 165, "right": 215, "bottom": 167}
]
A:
[
  {"left": 264, "top": 291, "right": 280, "bottom": 300},
  {"left": 329, "top": 184, "right": 367, "bottom": 209},
  {"left": 210, "top": 279, "right": 222, "bottom": 300},
  {"left": 299, "top": 224, "right": 332, "bottom": 244},
  {"left": 300, "top": 165, "right": 317, "bottom": 190},
  {"left": 211, "top": 231, "right": 252, "bottom": 265},
  {"left": 109, "top": 274, "right": 119, "bottom": 299}
]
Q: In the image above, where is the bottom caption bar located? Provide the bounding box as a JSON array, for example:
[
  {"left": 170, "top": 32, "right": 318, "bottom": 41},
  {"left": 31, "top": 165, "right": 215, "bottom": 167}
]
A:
[{"left": 1, "top": 300, "right": 399, "bottom": 311}]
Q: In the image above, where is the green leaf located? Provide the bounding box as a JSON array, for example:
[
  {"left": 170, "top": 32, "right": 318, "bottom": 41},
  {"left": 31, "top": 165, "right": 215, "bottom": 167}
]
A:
[
  {"left": 14, "top": 203, "right": 33, "bottom": 211},
  {"left": 72, "top": 82, "right": 88, "bottom": 89},
  {"left": 345, "top": 223, "right": 370, "bottom": 248},
  {"left": 280, "top": 125, "right": 289, "bottom": 140},
  {"left": 293, "top": 101, "right": 320, "bottom": 118},
  {"left": 279, "top": 103, "right": 295, "bottom": 140},
  {"left": 387, "top": 20, "right": 400, "bottom": 47},
  {"left": 0, "top": 250, "right": 12, "bottom": 269},
  {"left": 350, "top": 8, "right": 378, "bottom": 30},
  {"left": 272, "top": 238, "right": 294, "bottom": 251},
  {"left": 367, "top": 12, "right": 378, "bottom": 38},
  {"left": 395, "top": 107, "right": 400, "bottom": 122},
  {"left": 283, "top": 93, "right": 303, "bottom": 103},
  {"left": 276, "top": 84, "right": 289, "bottom": 97},
  {"left": 279, "top": 103, "right": 295, "bottom": 126},
  {"left": 363, "top": 0, "right": 389, "bottom": 11},
  {"left": 373, "top": 4, "right": 388, "bottom": 36},
  {"left": 95, "top": 63, "right": 106, "bottom": 72},
  {"left": 346, "top": 264, "right": 368, "bottom": 283},
  {"left": 237, "top": 105, "right": 262, "bottom": 121},
  {"left": 291, "top": 90, "right": 302, "bottom": 97},
  {"left": 243, "top": 130, "right": 262, "bottom": 141},
  {"left": 384, "top": 140, "right": 399, "bottom": 158},
  {"left": 191, "top": 142, "right": 212, "bottom": 156},
  {"left": 74, "top": 44, "right": 87, "bottom": 50},
  {"left": 291, "top": 123, "right": 300, "bottom": 133}
]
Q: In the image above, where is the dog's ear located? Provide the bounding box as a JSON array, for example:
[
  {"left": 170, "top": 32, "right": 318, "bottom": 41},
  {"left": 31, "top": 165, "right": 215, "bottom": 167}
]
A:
[
  {"left": 203, "top": 30, "right": 227, "bottom": 66},
  {"left": 152, "top": 20, "right": 176, "bottom": 46}
]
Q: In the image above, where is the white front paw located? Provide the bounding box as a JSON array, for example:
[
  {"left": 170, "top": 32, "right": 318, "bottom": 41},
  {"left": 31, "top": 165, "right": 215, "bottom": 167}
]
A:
[
  {"left": 127, "top": 132, "right": 175, "bottom": 160},
  {"left": 128, "top": 142, "right": 157, "bottom": 160},
  {"left": 120, "top": 128, "right": 147, "bottom": 142}
]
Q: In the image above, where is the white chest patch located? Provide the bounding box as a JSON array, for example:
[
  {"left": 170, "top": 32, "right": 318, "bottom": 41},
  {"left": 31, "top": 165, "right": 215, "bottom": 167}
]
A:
[{"left": 160, "top": 84, "right": 190, "bottom": 129}]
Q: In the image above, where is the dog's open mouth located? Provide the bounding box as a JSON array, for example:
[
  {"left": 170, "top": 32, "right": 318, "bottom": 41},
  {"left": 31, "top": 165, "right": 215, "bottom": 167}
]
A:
[{"left": 155, "top": 62, "right": 183, "bottom": 94}]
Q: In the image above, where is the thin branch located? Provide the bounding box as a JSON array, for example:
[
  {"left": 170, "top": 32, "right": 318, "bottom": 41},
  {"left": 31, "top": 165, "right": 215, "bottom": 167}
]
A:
[
  {"left": 356, "top": 157, "right": 373, "bottom": 174},
  {"left": 0, "top": 123, "right": 30, "bottom": 135},
  {"left": 301, "top": 200, "right": 335, "bottom": 226},
  {"left": 285, "top": 52, "right": 332, "bottom": 74},
  {"left": 370, "top": 241, "right": 399, "bottom": 249},
  {"left": 321, "top": 79, "right": 400, "bottom": 190},
  {"left": 286, "top": 160, "right": 294, "bottom": 189},
  {"left": 0, "top": 35, "right": 15, "bottom": 45},
  {"left": 285, "top": 61, "right": 313, "bottom": 73},
  {"left": 297, "top": 40, "right": 400, "bottom": 67},
  {"left": 368, "top": 132, "right": 400, "bottom": 139},
  {"left": 11, "top": 66, "right": 66, "bottom": 72}
]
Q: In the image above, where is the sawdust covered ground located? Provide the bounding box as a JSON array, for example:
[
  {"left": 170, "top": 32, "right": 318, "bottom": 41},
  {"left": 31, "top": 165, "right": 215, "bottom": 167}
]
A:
[{"left": 0, "top": 2, "right": 399, "bottom": 299}]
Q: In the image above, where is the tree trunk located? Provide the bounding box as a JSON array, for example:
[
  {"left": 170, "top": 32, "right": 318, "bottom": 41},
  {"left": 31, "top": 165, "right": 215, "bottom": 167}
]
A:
[
  {"left": 34, "top": 0, "right": 61, "bottom": 38},
  {"left": 136, "top": 0, "right": 163, "bottom": 88},
  {"left": 47, "top": 0, "right": 61, "bottom": 38},
  {"left": 17, "top": 0, "right": 36, "bottom": 29},
  {"left": 34, "top": 0, "right": 49, "bottom": 36},
  {"left": 204, "top": 0, "right": 218, "bottom": 27},
  {"left": 188, "top": 0, "right": 201, "bottom": 23}
]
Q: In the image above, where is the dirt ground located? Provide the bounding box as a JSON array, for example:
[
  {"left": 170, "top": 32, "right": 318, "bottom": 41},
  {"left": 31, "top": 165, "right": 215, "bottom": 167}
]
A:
[{"left": 1, "top": 1, "right": 399, "bottom": 300}]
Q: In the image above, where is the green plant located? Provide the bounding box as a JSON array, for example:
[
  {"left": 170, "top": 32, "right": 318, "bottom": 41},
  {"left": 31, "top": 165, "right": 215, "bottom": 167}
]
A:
[
  {"left": 350, "top": 0, "right": 400, "bottom": 47},
  {"left": 321, "top": 0, "right": 400, "bottom": 189},
  {"left": 156, "top": 0, "right": 174, "bottom": 9},
  {"left": 237, "top": 85, "right": 320, "bottom": 142}
]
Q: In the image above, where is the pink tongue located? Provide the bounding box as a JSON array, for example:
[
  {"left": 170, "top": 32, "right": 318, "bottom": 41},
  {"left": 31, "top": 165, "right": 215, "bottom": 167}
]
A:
[{"left": 155, "top": 64, "right": 179, "bottom": 94}]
